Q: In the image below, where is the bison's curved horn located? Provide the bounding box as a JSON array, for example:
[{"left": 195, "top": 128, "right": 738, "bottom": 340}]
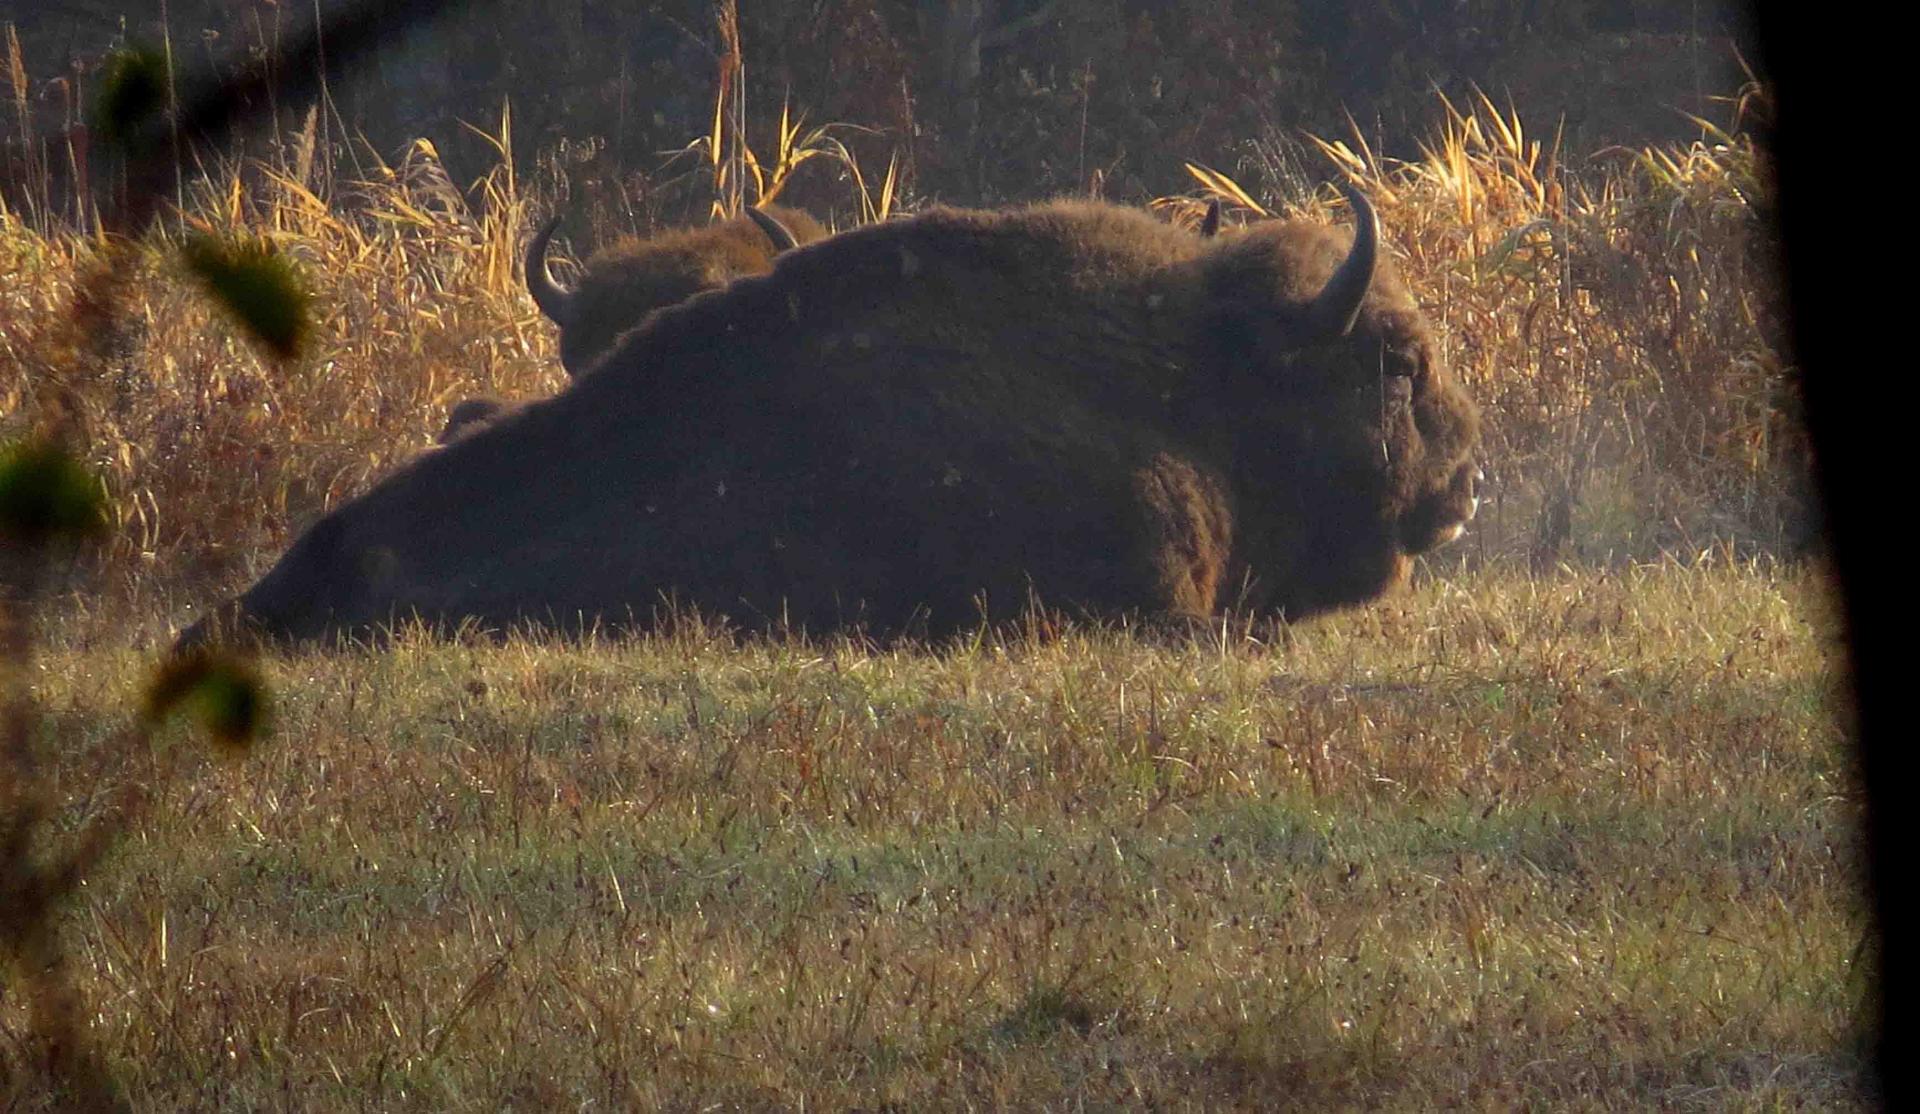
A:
[
  {"left": 745, "top": 206, "right": 800, "bottom": 253},
  {"left": 1307, "top": 184, "right": 1378, "bottom": 337},
  {"left": 1199, "top": 200, "right": 1221, "bottom": 238},
  {"left": 524, "top": 216, "right": 571, "bottom": 324}
]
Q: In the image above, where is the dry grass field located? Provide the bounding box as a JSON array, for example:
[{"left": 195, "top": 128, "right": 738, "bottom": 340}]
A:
[
  {"left": 0, "top": 44, "right": 1869, "bottom": 1108},
  {"left": 12, "top": 565, "right": 1867, "bottom": 1108}
]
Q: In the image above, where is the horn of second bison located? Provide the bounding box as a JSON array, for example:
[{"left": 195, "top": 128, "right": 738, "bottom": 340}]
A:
[
  {"left": 1200, "top": 200, "right": 1221, "bottom": 238},
  {"left": 1307, "top": 184, "right": 1379, "bottom": 337},
  {"left": 745, "top": 206, "right": 800, "bottom": 253},
  {"left": 524, "top": 215, "right": 570, "bottom": 323}
]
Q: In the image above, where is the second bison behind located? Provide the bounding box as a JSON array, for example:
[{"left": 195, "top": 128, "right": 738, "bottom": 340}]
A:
[
  {"left": 436, "top": 206, "right": 828, "bottom": 444},
  {"left": 527, "top": 204, "right": 827, "bottom": 377},
  {"left": 183, "top": 194, "right": 1481, "bottom": 645}
]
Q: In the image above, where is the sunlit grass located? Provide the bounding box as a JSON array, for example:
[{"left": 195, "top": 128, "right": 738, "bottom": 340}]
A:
[
  {"left": 686, "top": 0, "right": 899, "bottom": 224},
  {"left": 8, "top": 563, "right": 1865, "bottom": 1108}
]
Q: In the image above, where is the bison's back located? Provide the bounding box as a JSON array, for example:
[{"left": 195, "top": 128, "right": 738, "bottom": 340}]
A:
[{"left": 425, "top": 352, "right": 1221, "bottom": 635}]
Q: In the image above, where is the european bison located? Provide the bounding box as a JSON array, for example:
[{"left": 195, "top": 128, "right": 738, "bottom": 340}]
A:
[
  {"left": 431, "top": 206, "right": 825, "bottom": 445},
  {"left": 527, "top": 203, "right": 827, "bottom": 377},
  {"left": 180, "top": 189, "right": 1480, "bottom": 646}
]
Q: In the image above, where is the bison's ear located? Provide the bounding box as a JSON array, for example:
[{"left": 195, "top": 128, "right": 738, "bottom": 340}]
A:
[
  {"left": 1304, "top": 185, "right": 1378, "bottom": 338},
  {"left": 438, "top": 397, "right": 507, "bottom": 445},
  {"left": 746, "top": 207, "right": 801, "bottom": 253},
  {"left": 1381, "top": 341, "right": 1426, "bottom": 380},
  {"left": 1199, "top": 200, "right": 1222, "bottom": 238}
]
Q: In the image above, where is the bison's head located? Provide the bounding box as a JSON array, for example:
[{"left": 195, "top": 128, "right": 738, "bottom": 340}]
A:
[
  {"left": 174, "top": 404, "right": 567, "bottom": 649},
  {"left": 1203, "top": 188, "right": 1481, "bottom": 615},
  {"left": 526, "top": 205, "right": 826, "bottom": 377},
  {"left": 176, "top": 509, "right": 386, "bottom": 648}
]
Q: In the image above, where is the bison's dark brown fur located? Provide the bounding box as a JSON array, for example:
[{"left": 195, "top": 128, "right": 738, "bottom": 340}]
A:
[
  {"left": 181, "top": 194, "right": 1480, "bottom": 646},
  {"left": 529, "top": 203, "right": 828, "bottom": 377}
]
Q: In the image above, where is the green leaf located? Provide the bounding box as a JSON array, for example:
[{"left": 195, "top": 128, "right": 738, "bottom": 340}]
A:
[
  {"left": 181, "top": 235, "right": 312, "bottom": 361},
  {"left": 145, "top": 649, "right": 271, "bottom": 754},
  {"left": 92, "top": 46, "right": 171, "bottom": 148},
  {"left": 0, "top": 440, "right": 109, "bottom": 546}
]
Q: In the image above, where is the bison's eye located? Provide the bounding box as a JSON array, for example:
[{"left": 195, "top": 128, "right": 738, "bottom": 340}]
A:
[{"left": 1380, "top": 344, "right": 1422, "bottom": 379}]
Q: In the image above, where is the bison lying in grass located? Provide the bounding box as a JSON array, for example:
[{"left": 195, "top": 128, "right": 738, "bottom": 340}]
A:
[
  {"left": 527, "top": 204, "right": 827, "bottom": 378},
  {"left": 182, "top": 189, "right": 1481, "bottom": 646}
]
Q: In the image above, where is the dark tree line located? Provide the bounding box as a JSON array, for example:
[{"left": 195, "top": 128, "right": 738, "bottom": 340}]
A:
[{"left": 4, "top": 0, "right": 1753, "bottom": 220}]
